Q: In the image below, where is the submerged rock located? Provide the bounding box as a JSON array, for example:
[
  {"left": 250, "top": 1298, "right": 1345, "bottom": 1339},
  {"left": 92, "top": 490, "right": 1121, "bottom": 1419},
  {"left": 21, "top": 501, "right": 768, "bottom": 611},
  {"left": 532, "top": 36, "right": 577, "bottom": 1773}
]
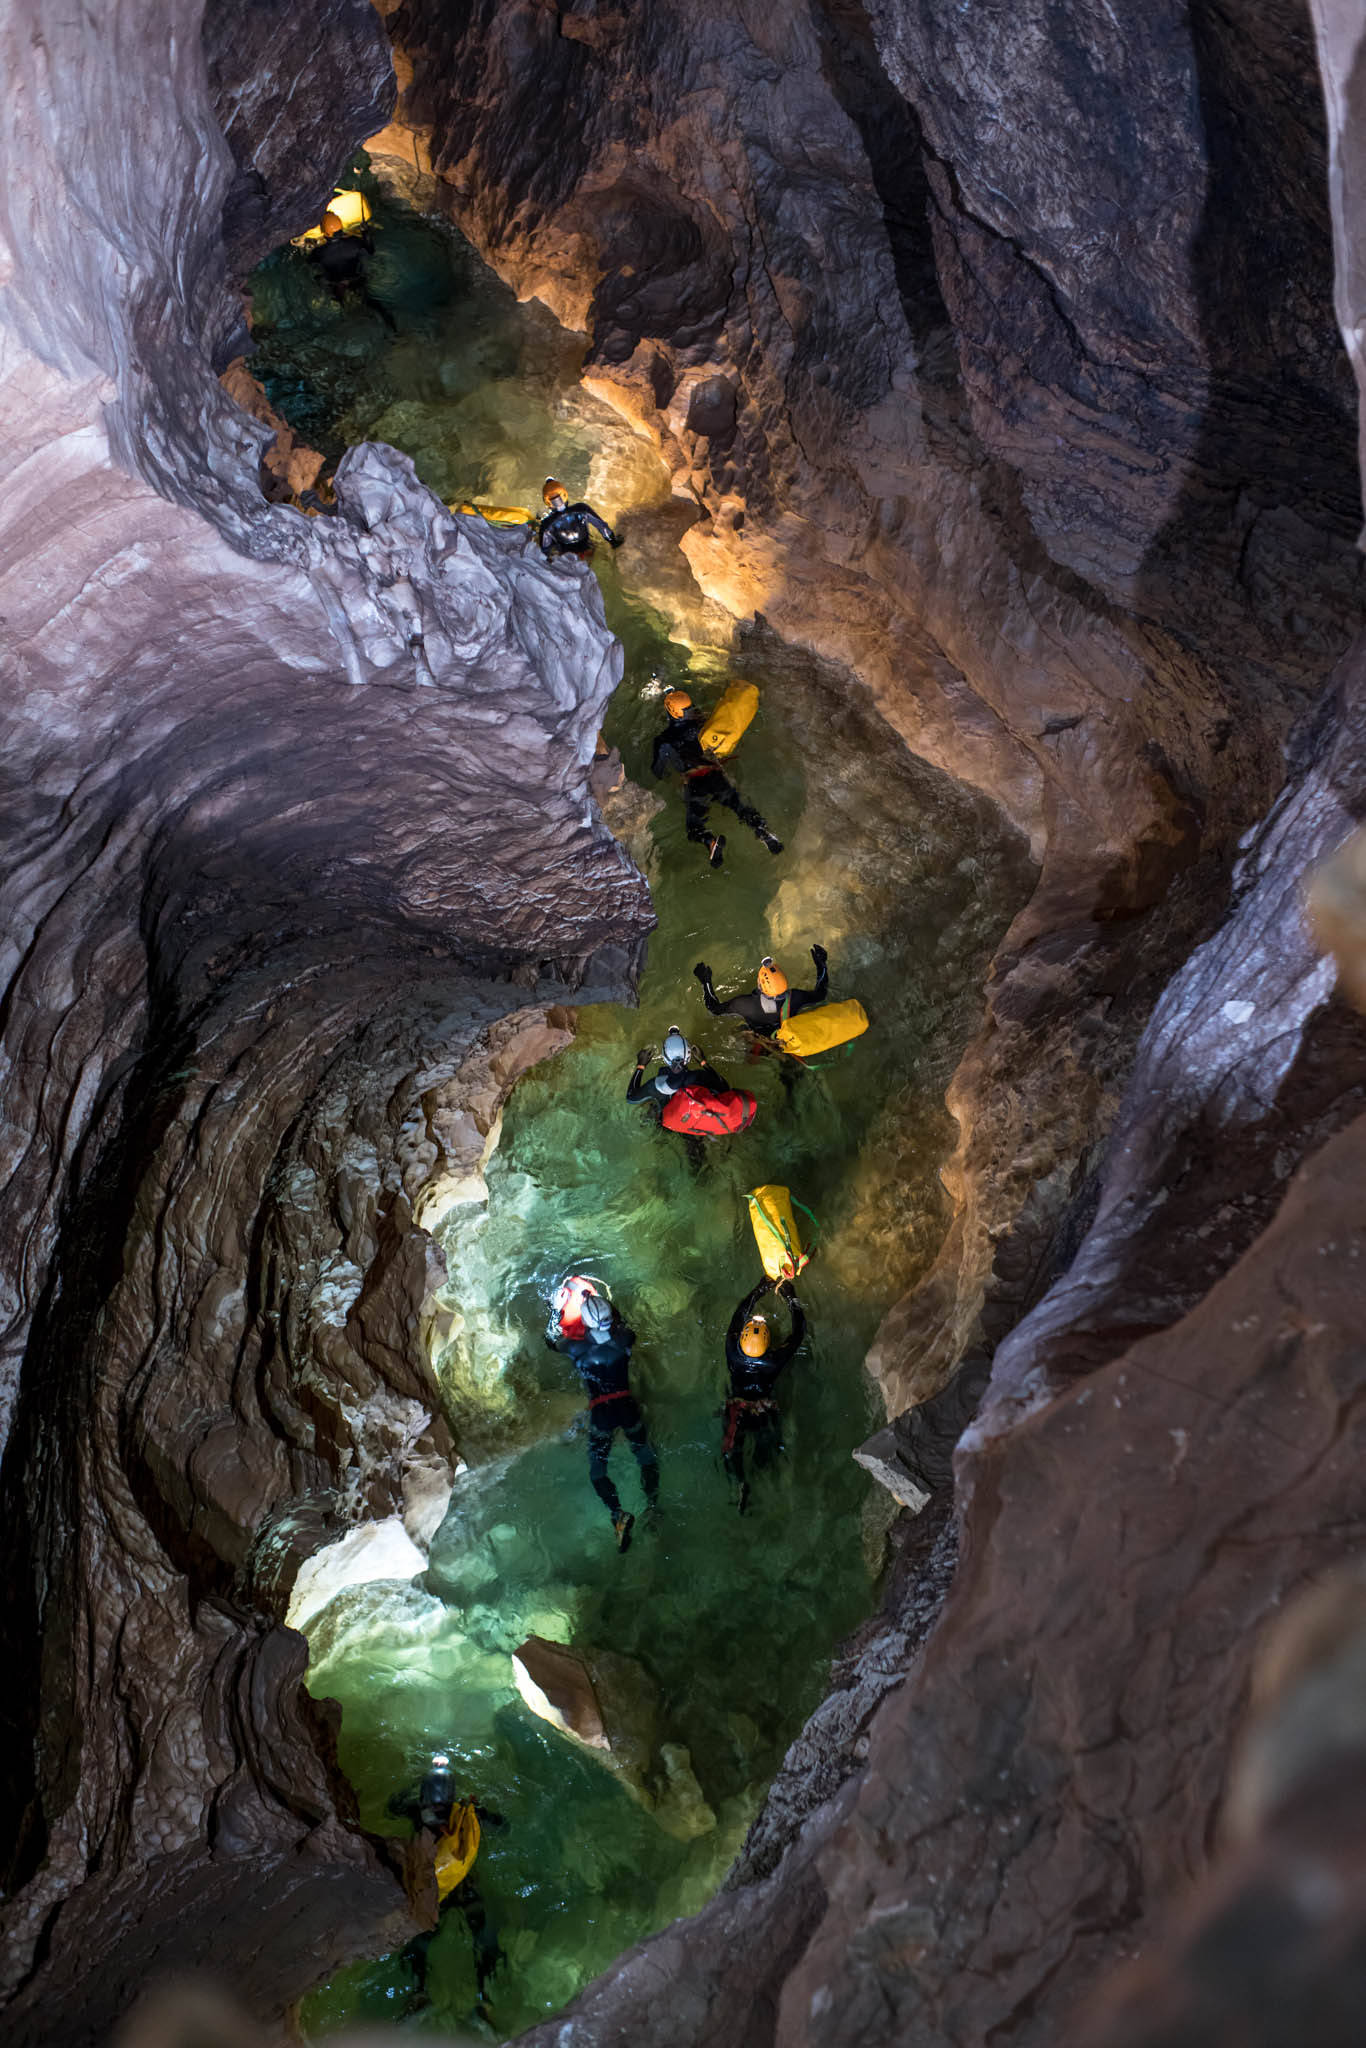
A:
[{"left": 513, "top": 1635, "right": 717, "bottom": 1842}]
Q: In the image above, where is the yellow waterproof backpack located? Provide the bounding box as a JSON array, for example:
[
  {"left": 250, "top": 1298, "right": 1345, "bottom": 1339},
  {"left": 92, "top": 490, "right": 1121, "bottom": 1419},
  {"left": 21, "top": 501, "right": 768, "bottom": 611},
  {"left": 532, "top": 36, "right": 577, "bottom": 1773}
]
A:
[
  {"left": 433, "top": 1799, "right": 481, "bottom": 1900},
  {"left": 746, "top": 1185, "right": 811, "bottom": 1282},
  {"left": 774, "top": 998, "right": 869, "bottom": 1059},
  {"left": 451, "top": 501, "right": 536, "bottom": 527},
  {"left": 700, "top": 681, "right": 759, "bottom": 758}
]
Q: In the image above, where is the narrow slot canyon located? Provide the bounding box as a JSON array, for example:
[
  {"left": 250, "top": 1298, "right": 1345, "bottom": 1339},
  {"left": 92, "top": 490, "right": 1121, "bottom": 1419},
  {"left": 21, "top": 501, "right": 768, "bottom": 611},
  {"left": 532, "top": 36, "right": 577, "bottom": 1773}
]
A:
[{"left": 6, "top": 4, "right": 1366, "bottom": 2047}]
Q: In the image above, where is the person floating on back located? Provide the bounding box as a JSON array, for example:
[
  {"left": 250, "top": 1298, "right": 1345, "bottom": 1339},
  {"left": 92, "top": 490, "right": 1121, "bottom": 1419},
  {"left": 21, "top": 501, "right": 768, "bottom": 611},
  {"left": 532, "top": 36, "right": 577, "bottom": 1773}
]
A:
[
  {"left": 626, "top": 1026, "right": 757, "bottom": 1155},
  {"left": 722, "top": 1276, "right": 807, "bottom": 1512},
  {"left": 693, "top": 948, "right": 828, "bottom": 1035},
  {"left": 546, "top": 1286, "right": 658, "bottom": 1551},
  {"left": 650, "top": 687, "right": 783, "bottom": 868},
  {"left": 538, "top": 477, "right": 623, "bottom": 558}
]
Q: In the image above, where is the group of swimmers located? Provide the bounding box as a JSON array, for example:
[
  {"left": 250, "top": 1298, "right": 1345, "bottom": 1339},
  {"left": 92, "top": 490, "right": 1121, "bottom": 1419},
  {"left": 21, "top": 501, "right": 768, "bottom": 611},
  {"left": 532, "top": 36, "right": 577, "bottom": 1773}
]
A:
[{"left": 538, "top": 499, "right": 854, "bottom": 1543}]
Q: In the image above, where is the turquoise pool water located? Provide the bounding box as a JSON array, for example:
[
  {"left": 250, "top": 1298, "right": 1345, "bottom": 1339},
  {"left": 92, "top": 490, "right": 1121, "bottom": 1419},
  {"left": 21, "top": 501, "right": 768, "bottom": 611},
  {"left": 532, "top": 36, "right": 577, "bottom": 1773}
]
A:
[{"left": 250, "top": 168, "right": 1033, "bottom": 2038}]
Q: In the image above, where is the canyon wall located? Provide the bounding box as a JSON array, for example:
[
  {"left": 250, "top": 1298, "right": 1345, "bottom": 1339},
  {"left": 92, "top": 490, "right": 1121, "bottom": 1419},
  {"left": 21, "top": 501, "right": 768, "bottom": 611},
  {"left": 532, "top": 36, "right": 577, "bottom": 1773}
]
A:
[
  {"left": 377, "top": 0, "right": 1366, "bottom": 1435},
  {"left": 355, "top": 3, "right": 1366, "bottom": 2043},
  {"left": 0, "top": 2, "right": 650, "bottom": 2040},
  {"left": 4, "top": 0, "right": 1366, "bottom": 2042}
]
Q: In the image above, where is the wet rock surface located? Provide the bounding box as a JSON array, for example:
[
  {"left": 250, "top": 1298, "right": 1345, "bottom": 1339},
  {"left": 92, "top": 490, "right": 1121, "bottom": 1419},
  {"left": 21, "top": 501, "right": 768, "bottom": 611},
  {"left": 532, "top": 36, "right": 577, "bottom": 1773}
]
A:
[
  {"left": 0, "top": 1, "right": 649, "bottom": 2038},
  {"left": 5, "top": 0, "right": 1366, "bottom": 2043}
]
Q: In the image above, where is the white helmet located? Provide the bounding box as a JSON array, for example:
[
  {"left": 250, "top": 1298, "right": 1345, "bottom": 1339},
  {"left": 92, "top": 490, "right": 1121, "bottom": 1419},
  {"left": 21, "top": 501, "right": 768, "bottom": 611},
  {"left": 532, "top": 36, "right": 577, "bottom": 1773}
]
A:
[
  {"left": 662, "top": 1026, "right": 689, "bottom": 1068},
  {"left": 580, "top": 1292, "right": 613, "bottom": 1341}
]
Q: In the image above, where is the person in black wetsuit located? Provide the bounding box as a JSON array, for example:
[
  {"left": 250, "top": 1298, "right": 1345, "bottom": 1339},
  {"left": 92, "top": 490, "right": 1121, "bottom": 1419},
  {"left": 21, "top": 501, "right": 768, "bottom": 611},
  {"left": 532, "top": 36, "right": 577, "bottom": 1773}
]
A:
[
  {"left": 722, "top": 1276, "right": 807, "bottom": 1511},
  {"left": 650, "top": 688, "right": 782, "bottom": 868},
  {"left": 626, "top": 1025, "right": 746, "bottom": 1167},
  {"left": 538, "top": 477, "right": 623, "bottom": 558},
  {"left": 625, "top": 1026, "right": 732, "bottom": 1116},
  {"left": 307, "top": 209, "right": 396, "bottom": 330},
  {"left": 693, "top": 948, "right": 829, "bottom": 1035},
  {"left": 387, "top": 1753, "right": 506, "bottom": 2020},
  {"left": 546, "top": 1289, "right": 659, "bottom": 1550}
]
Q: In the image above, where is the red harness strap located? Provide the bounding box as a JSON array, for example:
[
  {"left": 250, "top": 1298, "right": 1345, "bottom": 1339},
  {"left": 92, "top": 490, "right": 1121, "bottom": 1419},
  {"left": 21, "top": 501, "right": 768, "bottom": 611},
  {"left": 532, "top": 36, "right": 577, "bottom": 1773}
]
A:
[
  {"left": 721, "top": 1397, "right": 778, "bottom": 1454},
  {"left": 588, "top": 1389, "right": 631, "bottom": 1410}
]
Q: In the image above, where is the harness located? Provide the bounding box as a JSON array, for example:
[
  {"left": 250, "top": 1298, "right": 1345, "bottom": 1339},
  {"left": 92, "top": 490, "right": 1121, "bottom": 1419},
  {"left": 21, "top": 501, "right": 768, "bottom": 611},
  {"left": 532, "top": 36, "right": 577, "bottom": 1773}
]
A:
[
  {"left": 588, "top": 1389, "right": 632, "bottom": 1410},
  {"left": 722, "top": 1396, "right": 779, "bottom": 1454}
]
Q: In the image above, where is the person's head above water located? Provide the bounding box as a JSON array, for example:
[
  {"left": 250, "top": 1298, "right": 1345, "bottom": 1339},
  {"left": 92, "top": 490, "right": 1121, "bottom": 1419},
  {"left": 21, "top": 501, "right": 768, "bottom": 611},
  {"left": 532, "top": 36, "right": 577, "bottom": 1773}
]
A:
[
  {"left": 663, "top": 689, "right": 693, "bottom": 720},
  {"left": 543, "top": 477, "right": 569, "bottom": 510},
  {"left": 320, "top": 210, "right": 345, "bottom": 239},
  {"left": 662, "top": 1026, "right": 689, "bottom": 1069},
  {"left": 580, "top": 1291, "right": 614, "bottom": 1342},
  {"left": 757, "top": 958, "right": 789, "bottom": 998},
  {"left": 740, "top": 1316, "right": 770, "bottom": 1357}
]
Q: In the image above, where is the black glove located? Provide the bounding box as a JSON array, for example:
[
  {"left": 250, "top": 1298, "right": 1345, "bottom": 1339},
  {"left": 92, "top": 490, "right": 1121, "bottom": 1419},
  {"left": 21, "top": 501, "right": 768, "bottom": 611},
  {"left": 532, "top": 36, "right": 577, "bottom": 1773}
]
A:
[
  {"left": 609, "top": 531, "right": 624, "bottom": 549},
  {"left": 693, "top": 961, "right": 712, "bottom": 984},
  {"left": 811, "top": 944, "right": 828, "bottom": 969},
  {"left": 635, "top": 1047, "right": 652, "bottom": 1068}
]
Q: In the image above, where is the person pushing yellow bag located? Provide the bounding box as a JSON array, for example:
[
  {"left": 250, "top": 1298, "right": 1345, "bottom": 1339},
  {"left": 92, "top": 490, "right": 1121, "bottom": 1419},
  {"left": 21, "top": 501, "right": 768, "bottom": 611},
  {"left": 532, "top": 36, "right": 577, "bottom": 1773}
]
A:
[{"left": 746, "top": 1185, "right": 814, "bottom": 1282}]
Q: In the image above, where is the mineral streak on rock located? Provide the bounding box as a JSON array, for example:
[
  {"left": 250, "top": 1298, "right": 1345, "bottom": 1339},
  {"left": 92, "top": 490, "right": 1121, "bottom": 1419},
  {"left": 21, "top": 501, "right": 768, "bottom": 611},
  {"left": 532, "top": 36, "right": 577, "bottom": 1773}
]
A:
[{"left": 0, "top": 0, "right": 651, "bottom": 2038}]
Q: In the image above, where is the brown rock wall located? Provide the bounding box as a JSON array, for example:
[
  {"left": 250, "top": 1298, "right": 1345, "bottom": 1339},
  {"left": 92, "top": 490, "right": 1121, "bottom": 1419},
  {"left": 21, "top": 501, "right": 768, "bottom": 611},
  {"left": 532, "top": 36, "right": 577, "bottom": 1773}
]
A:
[{"left": 0, "top": 1, "right": 652, "bottom": 2036}]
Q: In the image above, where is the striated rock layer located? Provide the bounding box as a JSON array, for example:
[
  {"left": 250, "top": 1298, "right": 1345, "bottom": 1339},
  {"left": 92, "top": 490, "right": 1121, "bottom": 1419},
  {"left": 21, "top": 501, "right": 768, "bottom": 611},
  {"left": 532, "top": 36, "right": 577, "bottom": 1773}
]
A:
[{"left": 0, "top": 1, "right": 650, "bottom": 2040}]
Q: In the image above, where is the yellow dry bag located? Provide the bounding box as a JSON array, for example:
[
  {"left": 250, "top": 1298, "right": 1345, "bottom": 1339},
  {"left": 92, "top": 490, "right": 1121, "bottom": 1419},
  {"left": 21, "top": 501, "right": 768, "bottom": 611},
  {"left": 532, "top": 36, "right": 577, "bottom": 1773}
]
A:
[
  {"left": 746, "top": 1184, "right": 810, "bottom": 1282},
  {"left": 292, "top": 188, "right": 373, "bottom": 245},
  {"left": 451, "top": 501, "right": 535, "bottom": 527},
  {"left": 433, "top": 1800, "right": 481, "bottom": 1900},
  {"left": 774, "top": 998, "right": 870, "bottom": 1059},
  {"left": 700, "top": 681, "right": 759, "bottom": 759}
]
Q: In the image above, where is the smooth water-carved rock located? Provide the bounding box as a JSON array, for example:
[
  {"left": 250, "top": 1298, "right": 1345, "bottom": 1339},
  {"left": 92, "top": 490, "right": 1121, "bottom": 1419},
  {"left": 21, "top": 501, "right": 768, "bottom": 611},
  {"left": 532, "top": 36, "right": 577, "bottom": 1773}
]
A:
[{"left": 0, "top": 2, "right": 652, "bottom": 2038}]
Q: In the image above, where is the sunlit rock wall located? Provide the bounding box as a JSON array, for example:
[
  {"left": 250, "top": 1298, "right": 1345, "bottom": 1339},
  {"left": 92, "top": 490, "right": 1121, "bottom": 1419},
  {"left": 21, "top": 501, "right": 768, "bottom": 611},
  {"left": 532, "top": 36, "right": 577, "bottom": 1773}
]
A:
[
  {"left": 0, "top": 2, "right": 651, "bottom": 2039},
  {"left": 343, "top": 3, "right": 1366, "bottom": 2044}
]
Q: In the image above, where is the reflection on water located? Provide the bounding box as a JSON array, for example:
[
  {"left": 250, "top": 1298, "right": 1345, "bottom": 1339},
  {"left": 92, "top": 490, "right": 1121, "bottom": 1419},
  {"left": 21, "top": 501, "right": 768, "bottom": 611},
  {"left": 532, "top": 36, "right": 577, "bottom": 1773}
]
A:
[{"left": 251, "top": 171, "right": 1034, "bottom": 2036}]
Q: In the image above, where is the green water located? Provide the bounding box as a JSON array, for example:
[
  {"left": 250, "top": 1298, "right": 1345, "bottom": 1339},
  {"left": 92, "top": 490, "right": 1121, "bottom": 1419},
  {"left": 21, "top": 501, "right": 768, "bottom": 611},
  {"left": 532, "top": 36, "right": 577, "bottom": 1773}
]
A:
[{"left": 252, "top": 170, "right": 1034, "bottom": 2039}]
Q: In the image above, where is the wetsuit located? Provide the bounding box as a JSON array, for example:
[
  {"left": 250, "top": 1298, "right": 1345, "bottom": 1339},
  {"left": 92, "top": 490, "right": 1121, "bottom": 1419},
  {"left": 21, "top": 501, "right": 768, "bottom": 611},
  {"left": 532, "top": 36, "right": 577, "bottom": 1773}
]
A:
[
  {"left": 538, "top": 501, "right": 620, "bottom": 557},
  {"left": 697, "top": 950, "right": 828, "bottom": 1036},
  {"left": 650, "top": 712, "right": 778, "bottom": 854},
  {"left": 548, "top": 1319, "right": 659, "bottom": 1520},
  {"left": 722, "top": 1278, "right": 807, "bottom": 1497}
]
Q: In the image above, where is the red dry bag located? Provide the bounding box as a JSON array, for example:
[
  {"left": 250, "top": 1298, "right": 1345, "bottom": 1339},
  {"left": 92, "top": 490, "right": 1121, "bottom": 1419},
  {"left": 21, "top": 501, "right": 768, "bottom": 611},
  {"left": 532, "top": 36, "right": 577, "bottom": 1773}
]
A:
[{"left": 659, "top": 1084, "right": 757, "bottom": 1137}]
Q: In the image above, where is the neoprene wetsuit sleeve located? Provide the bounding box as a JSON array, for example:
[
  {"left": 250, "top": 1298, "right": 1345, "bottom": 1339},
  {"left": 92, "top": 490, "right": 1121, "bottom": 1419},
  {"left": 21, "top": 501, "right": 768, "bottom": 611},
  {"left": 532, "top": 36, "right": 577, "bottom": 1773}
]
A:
[
  {"left": 693, "top": 1061, "right": 730, "bottom": 1093},
  {"left": 625, "top": 1066, "right": 654, "bottom": 1103},
  {"left": 650, "top": 730, "right": 676, "bottom": 778},
  {"left": 772, "top": 1294, "right": 807, "bottom": 1366},
  {"left": 581, "top": 506, "right": 616, "bottom": 543}
]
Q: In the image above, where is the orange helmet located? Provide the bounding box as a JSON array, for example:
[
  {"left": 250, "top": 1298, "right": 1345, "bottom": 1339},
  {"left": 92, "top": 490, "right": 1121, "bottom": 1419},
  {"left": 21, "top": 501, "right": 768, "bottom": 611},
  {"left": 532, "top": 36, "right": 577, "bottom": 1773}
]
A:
[
  {"left": 739, "top": 1317, "right": 770, "bottom": 1358},
  {"left": 757, "top": 958, "right": 788, "bottom": 998},
  {"left": 543, "top": 477, "right": 568, "bottom": 506},
  {"left": 664, "top": 689, "right": 693, "bottom": 718},
  {"left": 320, "top": 210, "right": 345, "bottom": 238}
]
